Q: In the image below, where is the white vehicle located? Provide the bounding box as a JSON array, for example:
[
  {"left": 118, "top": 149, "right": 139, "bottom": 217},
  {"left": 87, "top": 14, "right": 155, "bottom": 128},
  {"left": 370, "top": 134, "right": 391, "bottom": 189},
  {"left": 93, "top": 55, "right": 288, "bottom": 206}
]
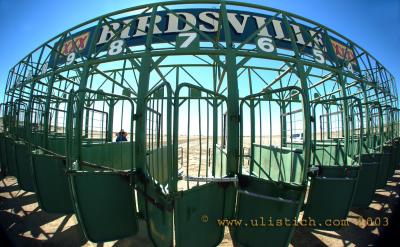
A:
[{"left": 291, "top": 133, "right": 303, "bottom": 142}]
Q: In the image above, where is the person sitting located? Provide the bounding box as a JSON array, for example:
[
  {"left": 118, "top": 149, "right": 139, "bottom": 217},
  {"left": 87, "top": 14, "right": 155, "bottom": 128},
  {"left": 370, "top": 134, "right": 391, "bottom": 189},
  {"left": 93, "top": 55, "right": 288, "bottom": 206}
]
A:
[{"left": 116, "top": 129, "right": 128, "bottom": 142}]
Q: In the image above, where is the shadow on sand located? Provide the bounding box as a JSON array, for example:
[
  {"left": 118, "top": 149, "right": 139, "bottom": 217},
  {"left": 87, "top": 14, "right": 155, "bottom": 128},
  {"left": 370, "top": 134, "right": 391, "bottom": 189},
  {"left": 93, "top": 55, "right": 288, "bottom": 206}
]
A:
[{"left": 1, "top": 171, "right": 399, "bottom": 246}]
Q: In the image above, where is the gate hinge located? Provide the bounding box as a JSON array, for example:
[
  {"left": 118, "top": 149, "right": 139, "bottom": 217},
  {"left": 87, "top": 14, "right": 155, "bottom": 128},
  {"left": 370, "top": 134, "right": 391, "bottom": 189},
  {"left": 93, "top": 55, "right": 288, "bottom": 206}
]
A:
[
  {"left": 133, "top": 113, "right": 142, "bottom": 120},
  {"left": 231, "top": 114, "right": 240, "bottom": 123}
]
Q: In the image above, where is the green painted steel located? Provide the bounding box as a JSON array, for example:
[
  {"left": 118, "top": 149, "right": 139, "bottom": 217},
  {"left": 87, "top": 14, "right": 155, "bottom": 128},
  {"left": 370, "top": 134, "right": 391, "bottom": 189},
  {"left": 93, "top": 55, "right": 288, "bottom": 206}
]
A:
[
  {"left": 0, "top": 134, "right": 7, "bottom": 175},
  {"left": 14, "top": 141, "right": 35, "bottom": 192},
  {"left": 68, "top": 172, "right": 138, "bottom": 242},
  {"left": 304, "top": 167, "right": 358, "bottom": 228},
  {"left": 172, "top": 83, "right": 232, "bottom": 247},
  {"left": 174, "top": 183, "right": 225, "bottom": 247},
  {"left": 143, "top": 82, "right": 174, "bottom": 246},
  {"left": 0, "top": 1, "right": 399, "bottom": 245},
  {"left": 66, "top": 89, "right": 138, "bottom": 243},
  {"left": 313, "top": 142, "right": 345, "bottom": 166},
  {"left": 304, "top": 96, "right": 362, "bottom": 228},
  {"left": 375, "top": 149, "right": 391, "bottom": 189},
  {"left": 393, "top": 139, "right": 400, "bottom": 169},
  {"left": 5, "top": 137, "right": 17, "bottom": 177},
  {"left": 146, "top": 202, "right": 173, "bottom": 247},
  {"left": 387, "top": 144, "right": 398, "bottom": 178},
  {"left": 352, "top": 153, "right": 380, "bottom": 208},
  {"left": 81, "top": 142, "right": 134, "bottom": 170},
  {"left": 232, "top": 177, "right": 304, "bottom": 247},
  {"left": 48, "top": 137, "right": 67, "bottom": 155},
  {"left": 252, "top": 145, "right": 304, "bottom": 184},
  {"left": 147, "top": 146, "right": 170, "bottom": 185},
  {"left": 31, "top": 150, "right": 74, "bottom": 213},
  {"left": 236, "top": 86, "right": 309, "bottom": 245}
]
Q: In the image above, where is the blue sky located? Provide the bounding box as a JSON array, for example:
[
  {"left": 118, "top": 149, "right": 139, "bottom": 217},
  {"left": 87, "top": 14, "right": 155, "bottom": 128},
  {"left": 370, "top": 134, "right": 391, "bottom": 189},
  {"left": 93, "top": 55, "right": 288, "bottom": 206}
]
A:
[{"left": 0, "top": 0, "right": 399, "bottom": 100}]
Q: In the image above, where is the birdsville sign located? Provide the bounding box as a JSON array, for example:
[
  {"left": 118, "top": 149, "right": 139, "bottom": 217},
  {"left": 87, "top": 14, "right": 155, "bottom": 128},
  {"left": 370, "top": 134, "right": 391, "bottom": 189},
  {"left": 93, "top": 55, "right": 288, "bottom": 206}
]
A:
[{"left": 53, "top": 9, "right": 358, "bottom": 71}]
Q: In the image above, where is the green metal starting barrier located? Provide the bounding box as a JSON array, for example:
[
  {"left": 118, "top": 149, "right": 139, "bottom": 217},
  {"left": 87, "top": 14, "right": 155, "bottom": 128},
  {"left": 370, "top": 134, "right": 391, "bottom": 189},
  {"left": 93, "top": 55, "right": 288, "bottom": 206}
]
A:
[
  {"left": 384, "top": 106, "right": 398, "bottom": 179},
  {"left": 141, "top": 82, "right": 174, "bottom": 247},
  {"left": 0, "top": 103, "right": 7, "bottom": 175},
  {"left": 13, "top": 101, "right": 36, "bottom": 192},
  {"left": 375, "top": 105, "right": 393, "bottom": 189},
  {"left": 1, "top": 103, "right": 11, "bottom": 176},
  {"left": 391, "top": 108, "right": 400, "bottom": 171},
  {"left": 233, "top": 86, "right": 309, "bottom": 247},
  {"left": 0, "top": 100, "right": 36, "bottom": 192},
  {"left": 0, "top": 133, "right": 6, "bottom": 176},
  {"left": 29, "top": 96, "right": 74, "bottom": 213},
  {"left": 303, "top": 96, "right": 362, "bottom": 228},
  {"left": 66, "top": 89, "right": 138, "bottom": 242},
  {"left": 1, "top": 1, "right": 400, "bottom": 246},
  {"left": 32, "top": 149, "right": 74, "bottom": 213},
  {"left": 5, "top": 136, "right": 17, "bottom": 176},
  {"left": 14, "top": 140, "right": 35, "bottom": 192},
  {"left": 172, "top": 83, "right": 233, "bottom": 247},
  {"left": 352, "top": 102, "right": 383, "bottom": 208},
  {"left": 3, "top": 102, "right": 19, "bottom": 177},
  {"left": 29, "top": 96, "right": 47, "bottom": 148}
]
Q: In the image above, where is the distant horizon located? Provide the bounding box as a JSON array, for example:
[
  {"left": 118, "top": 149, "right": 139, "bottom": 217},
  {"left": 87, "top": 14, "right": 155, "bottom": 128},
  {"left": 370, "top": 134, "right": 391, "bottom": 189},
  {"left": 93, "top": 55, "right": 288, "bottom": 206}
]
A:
[{"left": 0, "top": 0, "right": 399, "bottom": 102}]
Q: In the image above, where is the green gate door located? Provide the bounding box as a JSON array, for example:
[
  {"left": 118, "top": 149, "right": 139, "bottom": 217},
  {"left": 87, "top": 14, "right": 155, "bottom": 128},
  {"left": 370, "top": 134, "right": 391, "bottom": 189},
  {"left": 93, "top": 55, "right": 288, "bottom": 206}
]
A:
[
  {"left": 66, "top": 89, "right": 139, "bottom": 242},
  {"left": 375, "top": 105, "right": 392, "bottom": 188},
  {"left": 29, "top": 96, "right": 74, "bottom": 213},
  {"left": 0, "top": 103, "right": 7, "bottom": 175},
  {"left": 233, "top": 86, "right": 309, "bottom": 247},
  {"left": 173, "top": 84, "right": 235, "bottom": 247},
  {"left": 352, "top": 102, "right": 382, "bottom": 208},
  {"left": 304, "top": 96, "right": 362, "bottom": 228},
  {"left": 140, "top": 83, "right": 174, "bottom": 247}
]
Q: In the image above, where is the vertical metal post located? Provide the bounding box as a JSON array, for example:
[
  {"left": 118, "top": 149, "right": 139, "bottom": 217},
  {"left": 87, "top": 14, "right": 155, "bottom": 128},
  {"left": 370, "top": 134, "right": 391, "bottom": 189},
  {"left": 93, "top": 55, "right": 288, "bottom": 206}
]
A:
[
  {"left": 282, "top": 15, "right": 311, "bottom": 182},
  {"left": 135, "top": 6, "right": 157, "bottom": 174}
]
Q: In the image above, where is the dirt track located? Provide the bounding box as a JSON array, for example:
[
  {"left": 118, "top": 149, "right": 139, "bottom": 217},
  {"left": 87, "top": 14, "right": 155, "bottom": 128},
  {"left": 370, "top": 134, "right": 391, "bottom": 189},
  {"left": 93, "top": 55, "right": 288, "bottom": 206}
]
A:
[{"left": 1, "top": 171, "right": 399, "bottom": 246}]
